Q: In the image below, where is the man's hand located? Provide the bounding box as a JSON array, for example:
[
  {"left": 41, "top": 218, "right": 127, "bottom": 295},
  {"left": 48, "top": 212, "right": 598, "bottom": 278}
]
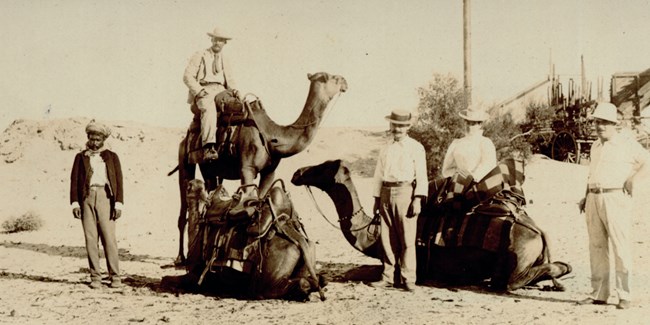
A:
[
  {"left": 408, "top": 197, "right": 422, "bottom": 218},
  {"left": 197, "top": 89, "right": 208, "bottom": 98},
  {"left": 456, "top": 168, "right": 471, "bottom": 179},
  {"left": 232, "top": 89, "right": 242, "bottom": 100},
  {"left": 73, "top": 207, "right": 81, "bottom": 219},
  {"left": 578, "top": 197, "right": 586, "bottom": 214},
  {"left": 624, "top": 179, "right": 633, "bottom": 196},
  {"left": 111, "top": 209, "right": 122, "bottom": 221},
  {"left": 373, "top": 197, "right": 380, "bottom": 216}
]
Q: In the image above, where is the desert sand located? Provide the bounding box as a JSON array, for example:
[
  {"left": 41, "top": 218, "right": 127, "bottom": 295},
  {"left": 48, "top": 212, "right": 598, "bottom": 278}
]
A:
[{"left": 1, "top": 118, "right": 650, "bottom": 324}]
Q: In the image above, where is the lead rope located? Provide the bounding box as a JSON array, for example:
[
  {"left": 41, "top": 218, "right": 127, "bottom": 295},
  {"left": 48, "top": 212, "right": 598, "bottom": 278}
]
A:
[{"left": 304, "top": 186, "right": 376, "bottom": 232}]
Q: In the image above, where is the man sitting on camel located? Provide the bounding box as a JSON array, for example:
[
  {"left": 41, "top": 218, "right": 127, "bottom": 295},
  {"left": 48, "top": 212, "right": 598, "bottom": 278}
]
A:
[{"left": 183, "top": 26, "right": 240, "bottom": 161}]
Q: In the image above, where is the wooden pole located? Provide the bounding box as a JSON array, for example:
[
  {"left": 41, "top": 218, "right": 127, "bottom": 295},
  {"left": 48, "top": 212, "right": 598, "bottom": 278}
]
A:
[
  {"left": 463, "top": 0, "right": 471, "bottom": 109},
  {"left": 581, "top": 55, "right": 587, "bottom": 100}
]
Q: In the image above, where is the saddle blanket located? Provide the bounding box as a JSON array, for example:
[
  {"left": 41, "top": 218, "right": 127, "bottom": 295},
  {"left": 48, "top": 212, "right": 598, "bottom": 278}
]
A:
[{"left": 430, "top": 211, "right": 513, "bottom": 252}]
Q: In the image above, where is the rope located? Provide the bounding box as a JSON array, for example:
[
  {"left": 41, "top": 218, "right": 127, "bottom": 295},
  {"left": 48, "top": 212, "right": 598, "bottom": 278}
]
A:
[
  {"left": 304, "top": 186, "right": 376, "bottom": 232},
  {"left": 288, "top": 92, "right": 342, "bottom": 129}
]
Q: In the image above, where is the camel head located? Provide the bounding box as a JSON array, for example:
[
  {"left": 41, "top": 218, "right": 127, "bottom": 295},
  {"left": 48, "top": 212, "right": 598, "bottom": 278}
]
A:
[
  {"left": 186, "top": 179, "right": 209, "bottom": 203},
  {"left": 291, "top": 159, "right": 351, "bottom": 190},
  {"left": 307, "top": 72, "right": 348, "bottom": 101}
]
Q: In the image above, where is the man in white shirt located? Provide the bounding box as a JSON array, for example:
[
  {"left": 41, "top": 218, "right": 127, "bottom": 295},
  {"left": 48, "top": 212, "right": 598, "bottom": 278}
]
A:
[
  {"left": 183, "top": 26, "right": 239, "bottom": 161},
  {"left": 577, "top": 102, "right": 650, "bottom": 309},
  {"left": 371, "top": 109, "right": 428, "bottom": 291}
]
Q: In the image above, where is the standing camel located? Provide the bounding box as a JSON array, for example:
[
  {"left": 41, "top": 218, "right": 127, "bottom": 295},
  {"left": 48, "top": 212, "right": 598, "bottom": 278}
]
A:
[
  {"left": 171, "top": 72, "right": 347, "bottom": 265},
  {"left": 291, "top": 159, "right": 572, "bottom": 291}
]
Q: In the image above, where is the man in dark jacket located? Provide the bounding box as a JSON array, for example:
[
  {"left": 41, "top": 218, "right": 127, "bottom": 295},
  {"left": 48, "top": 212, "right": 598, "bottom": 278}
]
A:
[{"left": 70, "top": 120, "right": 124, "bottom": 289}]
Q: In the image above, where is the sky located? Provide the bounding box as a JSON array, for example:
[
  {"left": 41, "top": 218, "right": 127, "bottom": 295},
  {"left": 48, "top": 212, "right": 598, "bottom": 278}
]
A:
[{"left": 1, "top": 0, "right": 649, "bottom": 131}]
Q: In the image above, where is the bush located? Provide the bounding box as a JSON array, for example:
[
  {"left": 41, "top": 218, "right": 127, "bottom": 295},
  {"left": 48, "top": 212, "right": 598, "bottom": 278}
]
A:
[
  {"left": 519, "top": 101, "right": 557, "bottom": 156},
  {"left": 2, "top": 211, "right": 43, "bottom": 233},
  {"left": 409, "top": 74, "right": 466, "bottom": 179},
  {"left": 484, "top": 111, "right": 532, "bottom": 161}
]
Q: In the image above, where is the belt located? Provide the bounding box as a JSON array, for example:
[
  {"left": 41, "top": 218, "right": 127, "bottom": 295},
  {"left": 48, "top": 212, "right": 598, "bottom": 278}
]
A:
[
  {"left": 199, "top": 81, "right": 224, "bottom": 86},
  {"left": 90, "top": 184, "right": 106, "bottom": 188},
  {"left": 588, "top": 187, "right": 623, "bottom": 194},
  {"left": 382, "top": 181, "right": 413, "bottom": 187}
]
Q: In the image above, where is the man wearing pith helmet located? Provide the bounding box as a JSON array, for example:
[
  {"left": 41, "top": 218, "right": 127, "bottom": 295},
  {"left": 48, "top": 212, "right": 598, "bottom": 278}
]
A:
[
  {"left": 371, "top": 109, "right": 428, "bottom": 292},
  {"left": 577, "top": 102, "right": 650, "bottom": 309},
  {"left": 183, "top": 26, "right": 240, "bottom": 161}
]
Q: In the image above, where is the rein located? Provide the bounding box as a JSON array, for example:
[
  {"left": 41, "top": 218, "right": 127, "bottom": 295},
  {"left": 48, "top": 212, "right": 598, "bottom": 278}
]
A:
[
  {"left": 305, "top": 186, "right": 377, "bottom": 232},
  {"left": 288, "top": 92, "right": 342, "bottom": 129}
]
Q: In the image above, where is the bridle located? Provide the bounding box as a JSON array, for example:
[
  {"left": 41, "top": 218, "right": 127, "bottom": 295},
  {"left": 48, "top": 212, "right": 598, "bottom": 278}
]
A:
[
  {"left": 304, "top": 185, "right": 379, "bottom": 232},
  {"left": 289, "top": 88, "right": 343, "bottom": 129}
]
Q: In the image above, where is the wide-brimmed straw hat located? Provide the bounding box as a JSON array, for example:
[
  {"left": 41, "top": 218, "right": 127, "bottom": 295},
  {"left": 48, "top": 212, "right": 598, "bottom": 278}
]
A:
[
  {"left": 385, "top": 109, "right": 415, "bottom": 125},
  {"left": 207, "top": 27, "right": 232, "bottom": 40},
  {"left": 591, "top": 102, "right": 618, "bottom": 124},
  {"left": 459, "top": 107, "right": 489, "bottom": 122}
]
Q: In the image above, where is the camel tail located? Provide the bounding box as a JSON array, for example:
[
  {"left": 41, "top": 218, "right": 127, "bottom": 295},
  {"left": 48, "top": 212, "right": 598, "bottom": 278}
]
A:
[{"left": 168, "top": 165, "right": 179, "bottom": 176}]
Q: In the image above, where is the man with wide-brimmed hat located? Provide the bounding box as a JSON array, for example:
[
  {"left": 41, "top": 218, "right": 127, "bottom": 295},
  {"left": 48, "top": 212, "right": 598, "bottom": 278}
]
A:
[
  {"left": 183, "top": 26, "right": 240, "bottom": 161},
  {"left": 577, "top": 102, "right": 650, "bottom": 309},
  {"left": 370, "top": 109, "right": 428, "bottom": 292},
  {"left": 441, "top": 106, "right": 496, "bottom": 181},
  {"left": 70, "top": 120, "right": 124, "bottom": 289}
]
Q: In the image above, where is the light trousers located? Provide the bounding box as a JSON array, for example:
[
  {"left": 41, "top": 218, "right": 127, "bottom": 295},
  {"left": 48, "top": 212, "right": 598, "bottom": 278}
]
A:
[
  {"left": 82, "top": 186, "right": 120, "bottom": 281},
  {"left": 379, "top": 185, "right": 417, "bottom": 285},
  {"left": 192, "top": 83, "right": 226, "bottom": 146},
  {"left": 585, "top": 191, "right": 633, "bottom": 301}
]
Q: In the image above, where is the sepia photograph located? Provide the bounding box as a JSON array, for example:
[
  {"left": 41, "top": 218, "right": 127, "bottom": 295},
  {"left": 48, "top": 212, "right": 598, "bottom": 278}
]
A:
[{"left": 1, "top": 1, "right": 650, "bottom": 324}]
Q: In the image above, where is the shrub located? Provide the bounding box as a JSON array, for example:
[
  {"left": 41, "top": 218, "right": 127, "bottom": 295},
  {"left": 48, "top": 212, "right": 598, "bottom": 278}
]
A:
[
  {"left": 2, "top": 211, "right": 43, "bottom": 233},
  {"left": 484, "top": 110, "right": 532, "bottom": 161},
  {"left": 409, "top": 73, "right": 465, "bottom": 180}
]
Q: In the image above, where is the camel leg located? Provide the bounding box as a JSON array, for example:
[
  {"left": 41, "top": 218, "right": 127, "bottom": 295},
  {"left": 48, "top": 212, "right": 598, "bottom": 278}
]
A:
[
  {"left": 507, "top": 261, "right": 571, "bottom": 291},
  {"left": 175, "top": 150, "right": 197, "bottom": 266},
  {"left": 258, "top": 166, "right": 278, "bottom": 197},
  {"left": 240, "top": 165, "right": 260, "bottom": 196}
]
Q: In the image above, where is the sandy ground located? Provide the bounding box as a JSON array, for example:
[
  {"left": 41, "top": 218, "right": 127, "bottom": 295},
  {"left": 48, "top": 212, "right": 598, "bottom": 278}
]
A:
[{"left": 1, "top": 118, "right": 650, "bottom": 324}]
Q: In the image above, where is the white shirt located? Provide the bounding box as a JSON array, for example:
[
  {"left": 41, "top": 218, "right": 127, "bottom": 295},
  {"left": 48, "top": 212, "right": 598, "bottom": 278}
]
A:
[
  {"left": 442, "top": 134, "right": 497, "bottom": 181},
  {"left": 71, "top": 151, "right": 123, "bottom": 210},
  {"left": 89, "top": 153, "right": 109, "bottom": 186},
  {"left": 372, "top": 136, "right": 428, "bottom": 197},
  {"left": 588, "top": 132, "right": 650, "bottom": 188}
]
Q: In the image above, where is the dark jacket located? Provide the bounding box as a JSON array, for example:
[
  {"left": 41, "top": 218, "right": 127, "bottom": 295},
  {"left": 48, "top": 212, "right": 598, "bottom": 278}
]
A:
[{"left": 70, "top": 149, "right": 123, "bottom": 206}]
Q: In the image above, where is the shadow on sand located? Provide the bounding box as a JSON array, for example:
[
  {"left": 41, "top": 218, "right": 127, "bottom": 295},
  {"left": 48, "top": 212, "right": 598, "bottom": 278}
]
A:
[
  {"left": 318, "top": 261, "right": 577, "bottom": 304},
  {"left": 0, "top": 241, "right": 169, "bottom": 263}
]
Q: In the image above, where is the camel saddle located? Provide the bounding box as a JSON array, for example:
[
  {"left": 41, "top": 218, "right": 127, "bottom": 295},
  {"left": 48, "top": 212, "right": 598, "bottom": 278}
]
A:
[
  {"left": 197, "top": 184, "right": 301, "bottom": 282},
  {"left": 420, "top": 189, "right": 532, "bottom": 253},
  {"left": 185, "top": 90, "right": 261, "bottom": 164},
  {"left": 203, "top": 185, "right": 259, "bottom": 225}
]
